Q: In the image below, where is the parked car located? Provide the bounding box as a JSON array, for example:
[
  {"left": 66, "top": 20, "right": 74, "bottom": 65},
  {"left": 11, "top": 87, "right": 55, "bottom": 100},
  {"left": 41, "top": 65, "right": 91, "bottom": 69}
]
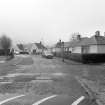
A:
[
  {"left": 14, "top": 51, "right": 20, "bottom": 55},
  {"left": 42, "top": 50, "right": 53, "bottom": 59},
  {"left": 19, "top": 51, "right": 29, "bottom": 54}
]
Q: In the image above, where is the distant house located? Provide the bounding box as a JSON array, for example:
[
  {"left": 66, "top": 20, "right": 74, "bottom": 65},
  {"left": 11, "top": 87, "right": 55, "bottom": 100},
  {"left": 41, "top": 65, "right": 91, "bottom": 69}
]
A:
[
  {"left": 13, "top": 44, "right": 23, "bottom": 53},
  {"left": 63, "top": 42, "right": 72, "bottom": 53},
  {"left": 17, "top": 44, "right": 24, "bottom": 51},
  {"left": 66, "top": 31, "right": 105, "bottom": 63},
  {"left": 52, "top": 40, "right": 63, "bottom": 57},
  {"left": 23, "top": 43, "right": 34, "bottom": 54},
  {"left": 53, "top": 31, "right": 105, "bottom": 63},
  {"left": 34, "top": 42, "right": 47, "bottom": 54},
  {"left": 23, "top": 42, "right": 46, "bottom": 54}
]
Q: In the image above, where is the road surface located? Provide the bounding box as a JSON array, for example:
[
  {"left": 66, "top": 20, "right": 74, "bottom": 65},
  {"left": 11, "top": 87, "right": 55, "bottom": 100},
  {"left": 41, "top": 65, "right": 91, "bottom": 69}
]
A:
[
  {"left": 1, "top": 94, "right": 97, "bottom": 105},
  {"left": 0, "top": 55, "right": 98, "bottom": 105}
]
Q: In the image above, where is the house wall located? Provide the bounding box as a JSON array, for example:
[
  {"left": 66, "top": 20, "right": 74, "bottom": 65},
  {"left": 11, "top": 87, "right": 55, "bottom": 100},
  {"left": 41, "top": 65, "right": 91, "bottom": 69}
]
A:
[
  {"left": 65, "top": 45, "right": 105, "bottom": 54},
  {"left": 52, "top": 48, "right": 56, "bottom": 53},
  {"left": 69, "top": 48, "right": 72, "bottom": 52},
  {"left": 88, "top": 45, "right": 98, "bottom": 53},
  {"left": 52, "top": 47, "right": 62, "bottom": 57},
  {"left": 30, "top": 44, "right": 37, "bottom": 53},
  {"left": 55, "top": 48, "right": 62, "bottom": 53},
  {"left": 71, "top": 45, "right": 101, "bottom": 54},
  {"left": 36, "top": 49, "right": 43, "bottom": 53},
  {"left": 72, "top": 46, "right": 82, "bottom": 53},
  {"left": 97, "top": 45, "right": 105, "bottom": 53},
  {"left": 81, "top": 45, "right": 105, "bottom": 54}
]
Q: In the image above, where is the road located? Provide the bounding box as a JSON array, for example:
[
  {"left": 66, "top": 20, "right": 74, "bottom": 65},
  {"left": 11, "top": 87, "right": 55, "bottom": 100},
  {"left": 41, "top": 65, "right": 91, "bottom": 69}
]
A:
[
  {"left": 0, "top": 55, "right": 98, "bottom": 105},
  {"left": 0, "top": 94, "right": 97, "bottom": 105}
]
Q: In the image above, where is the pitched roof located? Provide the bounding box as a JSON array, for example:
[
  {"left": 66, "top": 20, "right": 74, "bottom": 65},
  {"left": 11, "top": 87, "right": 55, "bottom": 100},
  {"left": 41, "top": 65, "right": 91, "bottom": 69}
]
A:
[
  {"left": 23, "top": 43, "right": 33, "bottom": 50},
  {"left": 68, "top": 35, "right": 105, "bottom": 47},
  {"left": 79, "top": 36, "right": 105, "bottom": 46},
  {"left": 64, "top": 42, "right": 71, "bottom": 47},
  {"left": 55, "top": 42, "right": 62, "bottom": 48},
  {"left": 13, "top": 44, "right": 21, "bottom": 51},
  {"left": 94, "top": 36, "right": 105, "bottom": 44},
  {"left": 35, "top": 43, "right": 46, "bottom": 49},
  {"left": 55, "top": 41, "right": 66, "bottom": 48},
  {"left": 17, "top": 44, "right": 24, "bottom": 50}
]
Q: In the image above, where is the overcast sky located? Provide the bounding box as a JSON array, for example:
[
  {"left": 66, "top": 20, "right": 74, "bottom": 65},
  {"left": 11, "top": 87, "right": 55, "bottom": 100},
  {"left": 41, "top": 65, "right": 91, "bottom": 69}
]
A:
[{"left": 0, "top": 0, "right": 105, "bottom": 45}]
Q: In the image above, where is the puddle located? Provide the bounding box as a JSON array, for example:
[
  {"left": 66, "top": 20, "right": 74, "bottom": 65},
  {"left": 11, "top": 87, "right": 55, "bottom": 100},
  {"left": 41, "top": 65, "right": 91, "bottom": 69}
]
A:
[
  {"left": 0, "top": 61, "right": 5, "bottom": 63},
  {"left": 36, "top": 76, "right": 51, "bottom": 80},
  {"left": 0, "top": 82, "right": 12, "bottom": 84},
  {"left": 0, "top": 72, "right": 66, "bottom": 84},
  {"left": 39, "top": 73, "right": 67, "bottom": 77},
  {"left": 52, "top": 73, "right": 66, "bottom": 76},
  {"left": 3, "top": 73, "right": 40, "bottom": 78},
  {"left": 31, "top": 79, "right": 53, "bottom": 83}
]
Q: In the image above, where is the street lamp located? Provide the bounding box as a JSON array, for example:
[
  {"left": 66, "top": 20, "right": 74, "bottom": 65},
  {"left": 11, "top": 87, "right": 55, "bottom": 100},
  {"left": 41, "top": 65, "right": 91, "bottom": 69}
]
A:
[{"left": 62, "top": 41, "right": 64, "bottom": 62}]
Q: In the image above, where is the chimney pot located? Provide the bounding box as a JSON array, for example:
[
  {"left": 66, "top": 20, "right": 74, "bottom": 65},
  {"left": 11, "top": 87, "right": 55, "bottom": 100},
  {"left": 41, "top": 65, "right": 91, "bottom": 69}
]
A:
[
  {"left": 95, "top": 31, "right": 100, "bottom": 36},
  {"left": 104, "top": 32, "right": 105, "bottom": 36},
  {"left": 77, "top": 34, "right": 81, "bottom": 40}
]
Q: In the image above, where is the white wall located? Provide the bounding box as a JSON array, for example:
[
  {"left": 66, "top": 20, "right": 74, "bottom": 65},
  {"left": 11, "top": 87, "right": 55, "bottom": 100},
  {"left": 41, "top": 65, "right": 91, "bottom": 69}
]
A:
[
  {"left": 89, "top": 45, "right": 97, "bottom": 53},
  {"left": 97, "top": 45, "right": 105, "bottom": 53},
  {"left": 72, "top": 46, "right": 82, "bottom": 53},
  {"left": 69, "top": 48, "right": 72, "bottom": 52},
  {"left": 36, "top": 49, "right": 42, "bottom": 53},
  {"left": 30, "top": 44, "right": 37, "bottom": 53},
  {"left": 88, "top": 45, "right": 105, "bottom": 53},
  {"left": 55, "top": 48, "right": 62, "bottom": 53},
  {"left": 70, "top": 45, "right": 105, "bottom": 54}
]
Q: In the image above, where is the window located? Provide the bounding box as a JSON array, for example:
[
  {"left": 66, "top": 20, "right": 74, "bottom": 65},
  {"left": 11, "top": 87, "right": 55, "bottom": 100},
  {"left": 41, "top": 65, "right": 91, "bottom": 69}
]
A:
[{"left": 82, "top": 46, "right": 89, "bottom": 54}]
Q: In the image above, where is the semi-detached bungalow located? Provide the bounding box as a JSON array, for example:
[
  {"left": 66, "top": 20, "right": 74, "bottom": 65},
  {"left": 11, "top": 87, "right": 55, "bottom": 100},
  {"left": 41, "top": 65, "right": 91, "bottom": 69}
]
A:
[
  {"left": 65, "top": 31, "right": 105, "bottom": 63},
  {"left": 23, "top": 42, "right": 46, "bottom": 54}
]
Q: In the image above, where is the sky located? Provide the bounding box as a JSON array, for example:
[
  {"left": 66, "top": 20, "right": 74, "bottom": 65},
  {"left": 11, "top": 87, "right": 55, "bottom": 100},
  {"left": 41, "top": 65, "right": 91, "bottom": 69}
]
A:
[{"left": 0, "top": 0, "right": 105, "bottom": 45}]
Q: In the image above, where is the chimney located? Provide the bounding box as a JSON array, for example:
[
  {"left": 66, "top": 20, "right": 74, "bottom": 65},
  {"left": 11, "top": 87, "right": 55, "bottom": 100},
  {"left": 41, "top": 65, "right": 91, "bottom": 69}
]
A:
[
  {"left": 95, "top": 31, "right": 100, "bottom": 36},
  {"left": 40, "top": 41, "right": 42, "bottom": 45},
  {"left": 104, "top": 32, "right": 105, "bottom": 36},
  {"left": 59, "top": 39, "right": 61, "bottom": 43},
  {"left": 77, "top": 34, "right": 81, "bottom": 40}
]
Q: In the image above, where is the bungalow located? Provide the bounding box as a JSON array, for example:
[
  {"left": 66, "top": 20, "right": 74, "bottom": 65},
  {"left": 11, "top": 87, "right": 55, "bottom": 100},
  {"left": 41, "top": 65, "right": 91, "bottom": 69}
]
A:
[
  {"left": 35, "top": 42, "right": 47, "bottom": 54},
  {"left": 23, "top": 43, "right": 34, "bottom": 54},
  {"left": 53, "top": 31, "right": 105, "bottom": 63},
  {"left": 52, "top": 40, "right": 63, "bottom": 57},
  {"left": 67, "top": 31, "right": 105, "bottom": 63},
  {"left": 13, "top": 44, "right": 23, "bottom": 53},
  {"left": 23, "top": 42, "right": 46, "bottom": 54}
]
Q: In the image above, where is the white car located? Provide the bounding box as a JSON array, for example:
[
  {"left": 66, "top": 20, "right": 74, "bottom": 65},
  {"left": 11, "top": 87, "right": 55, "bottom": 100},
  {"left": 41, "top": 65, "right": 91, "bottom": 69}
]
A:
[
  {"left": 42, "top": 51, "right": 53, "bottom": 59},
  {"left": 14, "top": 51, "right": 20, "bottom": 55}
]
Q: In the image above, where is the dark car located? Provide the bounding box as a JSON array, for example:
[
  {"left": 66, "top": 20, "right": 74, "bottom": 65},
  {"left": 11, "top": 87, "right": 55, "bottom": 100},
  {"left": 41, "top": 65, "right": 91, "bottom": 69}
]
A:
[{"left": 19, "top": 51, "right": 29, "bottom": 54}]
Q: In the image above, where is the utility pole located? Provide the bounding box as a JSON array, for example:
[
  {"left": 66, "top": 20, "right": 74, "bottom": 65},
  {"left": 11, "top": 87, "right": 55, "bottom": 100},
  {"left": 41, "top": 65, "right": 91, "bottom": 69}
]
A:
[{"left": 62, "top": 41, "right": 64, "bottom": 62}]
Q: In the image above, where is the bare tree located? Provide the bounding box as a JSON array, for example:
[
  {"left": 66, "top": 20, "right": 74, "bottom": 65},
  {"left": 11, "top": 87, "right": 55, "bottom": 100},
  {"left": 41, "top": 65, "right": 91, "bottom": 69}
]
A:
[{"left": 0, "top": 35, "right": 12, "bottom": 56}]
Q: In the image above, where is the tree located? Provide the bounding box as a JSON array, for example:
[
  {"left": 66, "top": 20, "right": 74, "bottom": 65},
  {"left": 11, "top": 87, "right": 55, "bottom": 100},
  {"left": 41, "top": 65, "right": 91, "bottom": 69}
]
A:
[{"left": 0, "top": 35, "right": 12, "bottom": 56}]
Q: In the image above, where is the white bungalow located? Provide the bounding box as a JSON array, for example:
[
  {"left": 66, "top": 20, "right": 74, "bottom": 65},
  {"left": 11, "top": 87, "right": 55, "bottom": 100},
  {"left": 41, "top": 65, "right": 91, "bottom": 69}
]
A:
[
  {"left": 68, "top": 31, "right": 105, "bottom": 63},
  {"left": 24, "top": 42, "right": 46, "bottom": 54}
]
